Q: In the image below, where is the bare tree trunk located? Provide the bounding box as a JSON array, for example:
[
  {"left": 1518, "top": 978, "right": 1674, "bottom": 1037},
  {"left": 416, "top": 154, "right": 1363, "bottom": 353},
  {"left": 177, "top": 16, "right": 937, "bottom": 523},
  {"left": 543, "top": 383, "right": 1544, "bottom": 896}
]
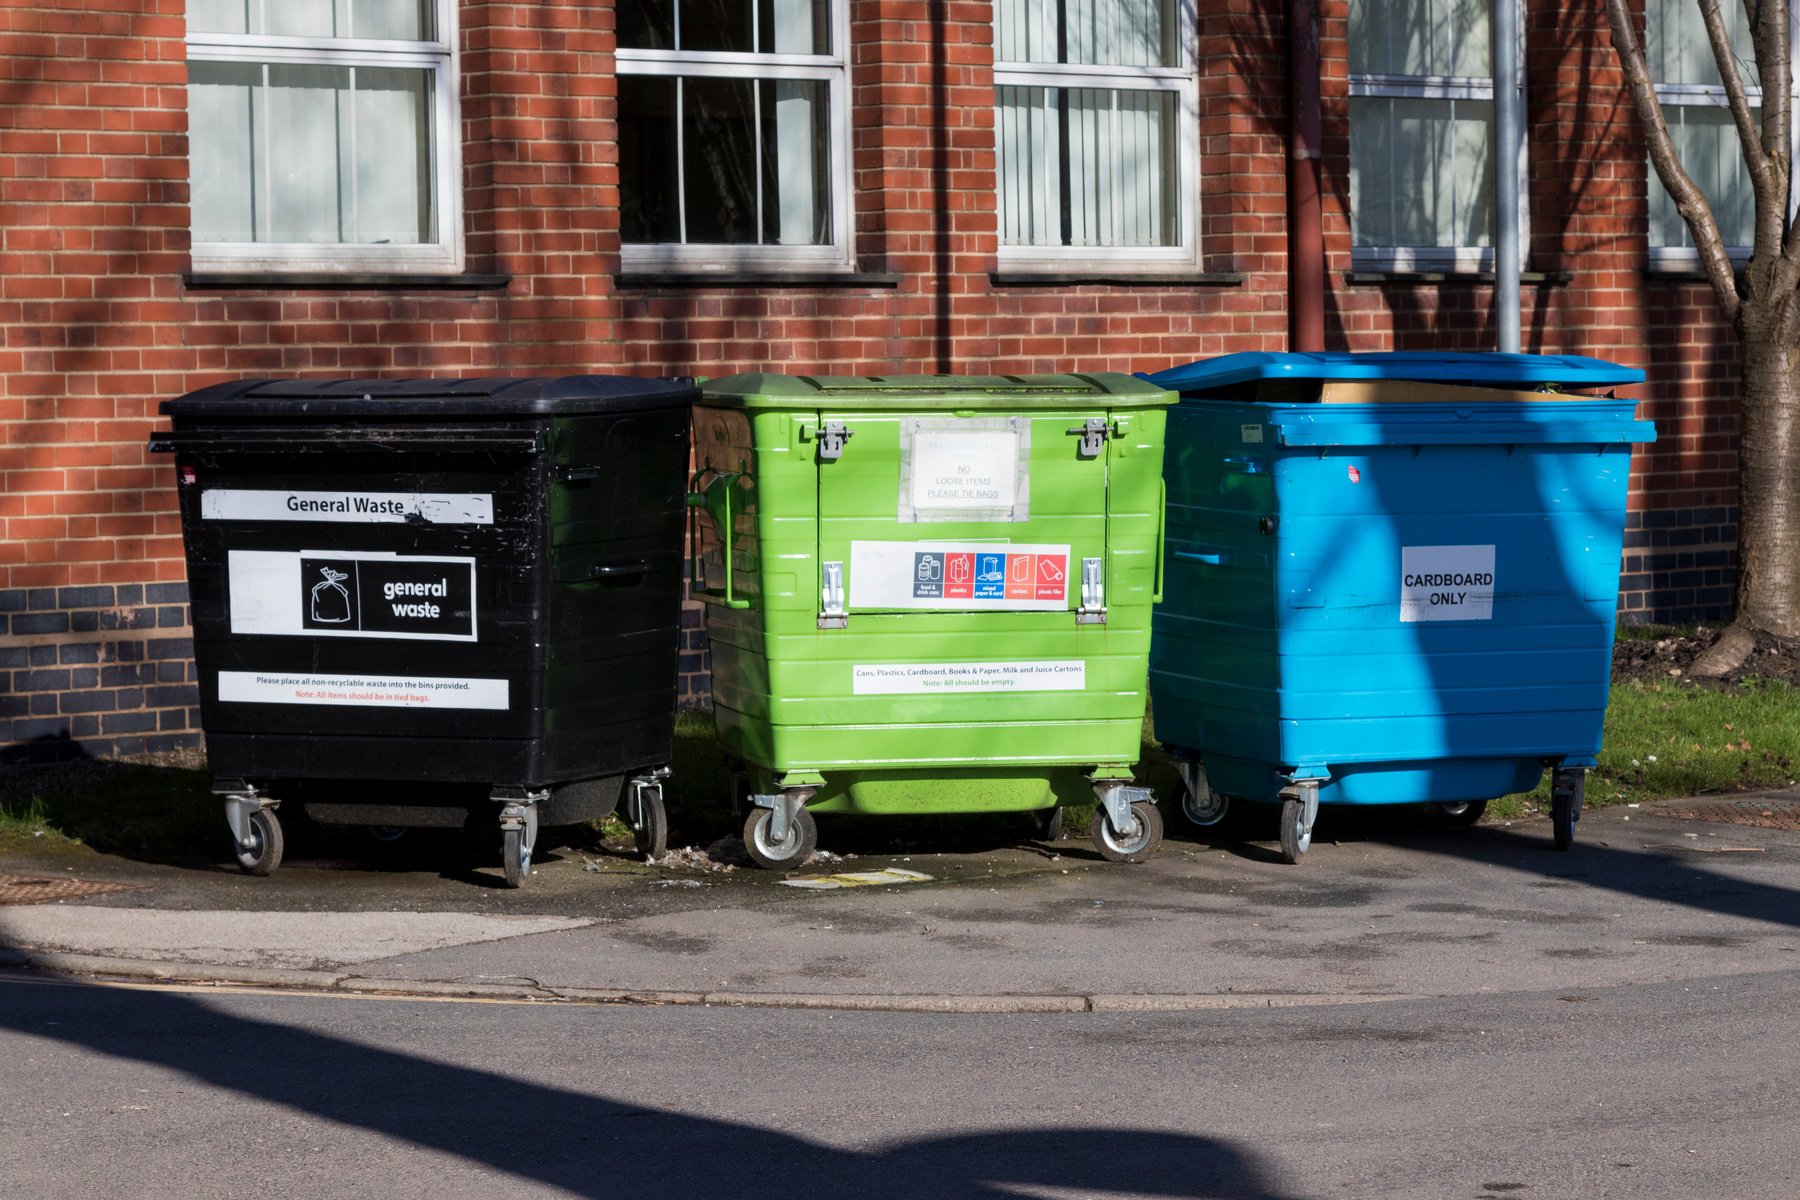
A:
[{"left": 1695, "top": 330, "right": 1800, "bottom": 674}]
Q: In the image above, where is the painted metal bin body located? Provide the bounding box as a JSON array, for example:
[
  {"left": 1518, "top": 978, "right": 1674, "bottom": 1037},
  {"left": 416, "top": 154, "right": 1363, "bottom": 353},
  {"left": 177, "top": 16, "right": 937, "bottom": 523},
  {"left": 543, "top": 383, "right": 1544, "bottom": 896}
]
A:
[
  {"left": 691, "top": 374, "right": 1173, "bottom": 834},
  {"left": 1145, "top": 352, "right": 1654, "bottom": 845},
  {"left": 151, "top": 375, "right": 696, "bottom": 883}
]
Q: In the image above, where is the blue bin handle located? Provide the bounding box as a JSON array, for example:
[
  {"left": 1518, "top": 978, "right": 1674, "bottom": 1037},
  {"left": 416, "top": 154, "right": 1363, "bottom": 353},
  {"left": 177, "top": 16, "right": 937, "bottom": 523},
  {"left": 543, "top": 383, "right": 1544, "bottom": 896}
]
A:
[{"left": 1174, "top": 549, "right": 1233, "bottom": 567}]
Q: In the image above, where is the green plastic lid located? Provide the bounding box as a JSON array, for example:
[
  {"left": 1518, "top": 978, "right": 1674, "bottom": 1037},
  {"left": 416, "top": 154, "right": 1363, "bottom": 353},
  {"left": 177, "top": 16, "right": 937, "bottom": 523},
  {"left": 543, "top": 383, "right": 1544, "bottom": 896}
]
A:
[{"left": 702, "top": 372, "right": 1174, "bottom": 410}]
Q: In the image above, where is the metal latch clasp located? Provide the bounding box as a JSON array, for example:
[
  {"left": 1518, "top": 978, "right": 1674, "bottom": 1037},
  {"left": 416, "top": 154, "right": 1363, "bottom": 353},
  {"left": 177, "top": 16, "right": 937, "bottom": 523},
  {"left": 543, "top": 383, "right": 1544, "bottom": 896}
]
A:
[
  {"left": 817, "top": 421, "right": 853, "bottom": 461},
  {"left": 819, "top": 560, "right": 847, "bottom": 629},
  {"left": 1070, "top": 417, "right": 1111, "bottom": 458},
  {"left": 1077, "top": 556, "right": 1106, "bottom": 624}
]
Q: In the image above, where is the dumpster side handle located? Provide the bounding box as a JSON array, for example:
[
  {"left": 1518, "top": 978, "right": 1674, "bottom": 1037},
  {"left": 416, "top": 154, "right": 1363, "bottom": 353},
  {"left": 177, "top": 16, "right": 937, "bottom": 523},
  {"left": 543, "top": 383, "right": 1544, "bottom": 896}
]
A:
[
  {"left": 686, "top": 468, "right": 752, "bottom": 610},
  {"left": 1152, "top": 477, "right": 1167, "bottom": 605}
]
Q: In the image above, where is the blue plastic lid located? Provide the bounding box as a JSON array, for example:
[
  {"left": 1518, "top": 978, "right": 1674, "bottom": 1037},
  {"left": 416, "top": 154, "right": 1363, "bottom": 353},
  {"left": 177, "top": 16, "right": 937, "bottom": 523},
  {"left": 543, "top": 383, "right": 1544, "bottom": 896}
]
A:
[{"left": 1145, "top": 351, "right": 1645, "bottom": 393}]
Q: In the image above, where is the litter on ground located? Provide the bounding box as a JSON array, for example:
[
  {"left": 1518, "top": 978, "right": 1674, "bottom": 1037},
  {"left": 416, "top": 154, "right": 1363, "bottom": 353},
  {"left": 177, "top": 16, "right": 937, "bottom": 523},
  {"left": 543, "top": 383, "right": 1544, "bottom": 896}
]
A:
[{"left": 781, "top": 868, "right": 933, "bottom": 891}]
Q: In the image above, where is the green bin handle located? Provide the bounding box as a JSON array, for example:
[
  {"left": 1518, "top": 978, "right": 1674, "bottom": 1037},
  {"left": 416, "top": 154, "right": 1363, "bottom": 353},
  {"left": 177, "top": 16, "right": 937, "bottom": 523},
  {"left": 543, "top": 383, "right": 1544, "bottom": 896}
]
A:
[
  {"left": 1152, "top": 478, "right": 1167, "bottom": 605},
  {"left": 686, "top": 468, "right": 752, "bottom": 610}
]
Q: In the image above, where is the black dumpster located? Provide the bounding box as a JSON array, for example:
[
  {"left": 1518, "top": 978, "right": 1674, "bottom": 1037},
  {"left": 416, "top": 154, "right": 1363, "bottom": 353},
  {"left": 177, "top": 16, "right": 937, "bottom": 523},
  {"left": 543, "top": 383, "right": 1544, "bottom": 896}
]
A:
[{"left": 150, "top": 375, "right": 697, "bottom": 886}]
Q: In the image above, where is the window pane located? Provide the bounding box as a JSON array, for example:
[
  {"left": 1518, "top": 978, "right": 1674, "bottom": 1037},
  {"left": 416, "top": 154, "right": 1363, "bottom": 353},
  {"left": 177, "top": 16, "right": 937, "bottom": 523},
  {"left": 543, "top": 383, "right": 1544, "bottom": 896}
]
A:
[
  {"left": 618, "top": 0, "right": 828, "bottom": 53},
  {"left": 1646, "top": 0, "right": 1752, "bottom": 85},
  {"left": 620, "top": 75, "right": 830, "bottom": 246},
  {"left": 765, "top": 80, "right": 829, "bottom": 244},
  {"left": 189, "top": 0, "right": 430, "bottom": 40},
  {"left": 996, "top": 0, "right": 1172, "bottom": 68},
  {"left": 265, "top": 64, "right": 348, "bottom": 242},
  {"left": 354, "top": 0, "right": 431, "bottom": 41},
  {"left": 618, "top": 77, "right": 681, "bottom": 242},
  {"left": 348, "top": 68, "right": 432, "bottom": 244},
  {"left": 1350, "top": 95, "right": 1493, "bottom": 248},
  {"left": 619, "top": 0, "right": 676, "bottom": 50},
  {"left": 1650, "top": 104, "right": 1755, "bottom": 247},
  {"left": 189, "top": 0, "right": 250, "bottom": 35},
  {"left": 683, "top": 78, "right": 758, "bottom": 241},
  {"left": 1348, "top": 0, "right": 1490, "bottom": 77},
  {"left": 998, "top": 85, "right": 1175, "bottom": 248},
  {"left": 190, "top": 62, "right": 433, "bottom": 245},
  {"left": 189, "top": 60, "right": 259, "bottom": 243},
  {"left": 266, "top": 0, "right": 339, "bottom": 38}
]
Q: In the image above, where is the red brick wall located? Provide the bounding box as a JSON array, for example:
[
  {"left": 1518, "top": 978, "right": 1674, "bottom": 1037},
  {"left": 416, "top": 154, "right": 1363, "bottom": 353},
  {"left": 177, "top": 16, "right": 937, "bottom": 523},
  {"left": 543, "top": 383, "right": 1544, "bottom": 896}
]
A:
[{"left": 0, "top": 0, "right": 1746, "bottom": 761}]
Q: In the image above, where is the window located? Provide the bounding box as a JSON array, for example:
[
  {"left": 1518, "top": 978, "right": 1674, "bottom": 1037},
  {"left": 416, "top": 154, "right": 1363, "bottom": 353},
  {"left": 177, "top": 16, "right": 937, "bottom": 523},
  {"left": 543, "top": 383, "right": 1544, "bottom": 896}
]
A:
[
  {"left": 1347, "top": 0, "right": 1523, "bottom": 271},
  {"left": 993, "top": 0, "right": 1198, "bottom": 271},
  {"left": 1646, "top": 0, "right": 1757, "bottom": 264},
  {"left": 616, "top": 0, "right": 850, "bottom": 272},
  {"left": 185, "top": 0, "right": 461, "bottom": 274}
]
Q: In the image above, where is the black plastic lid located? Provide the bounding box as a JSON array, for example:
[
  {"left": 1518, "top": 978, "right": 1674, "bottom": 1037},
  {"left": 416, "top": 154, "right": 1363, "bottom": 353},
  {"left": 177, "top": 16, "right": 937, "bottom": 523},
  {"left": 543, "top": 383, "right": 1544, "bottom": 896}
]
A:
[{"left": 161, "top": 375, "right": 699, "bottom": 419}]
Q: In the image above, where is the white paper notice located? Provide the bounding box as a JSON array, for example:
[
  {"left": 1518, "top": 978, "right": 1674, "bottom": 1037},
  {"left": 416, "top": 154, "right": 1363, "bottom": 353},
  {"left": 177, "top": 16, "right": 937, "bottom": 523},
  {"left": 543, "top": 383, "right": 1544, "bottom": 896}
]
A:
[
  {"left": 1399, "top": 545, "right": 1496, "bottom": 622},
  {"left": 910, "top": 428, "right": 1019, "bottom": 512},
  {"left": 851, "top": 660, "right": 1086, "bottom": 695},
  {"left": 218, "top": 671, "right": 509, "bottom": 710}
]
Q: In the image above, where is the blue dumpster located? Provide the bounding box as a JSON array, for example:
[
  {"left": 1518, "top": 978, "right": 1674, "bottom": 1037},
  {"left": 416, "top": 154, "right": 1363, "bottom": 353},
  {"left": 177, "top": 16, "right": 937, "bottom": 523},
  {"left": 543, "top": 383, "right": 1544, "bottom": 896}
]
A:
[{"left": 1144, "top": 352, "right": 1655, "bottom": 861}]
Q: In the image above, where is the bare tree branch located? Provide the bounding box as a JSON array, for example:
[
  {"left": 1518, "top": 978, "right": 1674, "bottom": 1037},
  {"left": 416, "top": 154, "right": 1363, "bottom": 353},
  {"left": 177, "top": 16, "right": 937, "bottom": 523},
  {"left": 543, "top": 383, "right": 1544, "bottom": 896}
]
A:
[
  {"left": 1700, "top": 0, "right": 1775, "bottom": 218},
  {"left": 1603, "top": 0, "right": 1741, "bottom": 322}
]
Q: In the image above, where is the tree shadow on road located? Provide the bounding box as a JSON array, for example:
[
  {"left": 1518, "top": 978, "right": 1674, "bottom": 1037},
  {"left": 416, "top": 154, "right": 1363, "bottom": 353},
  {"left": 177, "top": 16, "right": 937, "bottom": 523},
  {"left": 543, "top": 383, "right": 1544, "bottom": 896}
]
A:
[
  {"left": 1399, "top": 820, "right": 1800, "bottom": 931},
  {"left": 0, "top": 969, "right": 1305, "bottom": 1200}
]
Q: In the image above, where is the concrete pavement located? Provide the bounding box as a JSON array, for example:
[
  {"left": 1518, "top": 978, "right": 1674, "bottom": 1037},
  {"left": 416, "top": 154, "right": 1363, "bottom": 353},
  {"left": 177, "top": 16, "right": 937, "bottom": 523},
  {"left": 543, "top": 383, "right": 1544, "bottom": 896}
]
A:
[{"left": 2, "top": 795, "right": 1797, "bottom": 1011}]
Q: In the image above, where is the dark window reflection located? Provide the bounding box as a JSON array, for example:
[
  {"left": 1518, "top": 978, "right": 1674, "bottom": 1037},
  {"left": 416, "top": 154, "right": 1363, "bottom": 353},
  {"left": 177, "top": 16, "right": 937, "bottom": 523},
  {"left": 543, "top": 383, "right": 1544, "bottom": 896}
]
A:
[
  {"left": 616, "top": 0, "right": 828, "bottom": 54},
  {"left": 684, "top": 77, "right": 759, "bottom": 242},
  {"left": 620, "top": 73, "right": 831, "bottom": 247},
  {"left": 617, "top": 0, "right": 675, "bottom": 49},
  {"left": 619, "top": 77, "right": 680, "bottom": 243}
]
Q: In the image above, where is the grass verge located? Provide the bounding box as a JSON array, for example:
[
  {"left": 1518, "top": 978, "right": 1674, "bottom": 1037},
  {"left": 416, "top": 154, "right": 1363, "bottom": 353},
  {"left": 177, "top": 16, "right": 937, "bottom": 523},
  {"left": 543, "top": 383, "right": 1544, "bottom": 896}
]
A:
[{"left": 1493, "top": 677, "right": 1800, "bottom": 819}]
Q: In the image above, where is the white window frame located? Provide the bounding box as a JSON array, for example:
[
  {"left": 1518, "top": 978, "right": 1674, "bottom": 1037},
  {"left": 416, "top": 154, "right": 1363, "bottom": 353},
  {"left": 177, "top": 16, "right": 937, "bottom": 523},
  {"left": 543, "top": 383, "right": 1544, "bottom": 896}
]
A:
[
  {"left": 1347, "top": 2, "right": 1526, "bottom": 273},
  {"left": 185, "top": 2, "right": 463, "bottom": 275},
  {"left": 992, "top": 9, "right": 1200, "bottom": 274},
  {"left": 615, "top": 2, "right": 853, "bottom": 274}
]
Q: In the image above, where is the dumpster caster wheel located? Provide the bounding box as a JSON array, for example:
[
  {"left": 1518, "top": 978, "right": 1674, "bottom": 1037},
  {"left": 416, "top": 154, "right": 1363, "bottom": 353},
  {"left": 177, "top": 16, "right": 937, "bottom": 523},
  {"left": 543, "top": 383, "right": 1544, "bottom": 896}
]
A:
[
  {"left": 1551, "top": 769, "right": 1584, "bottom": 851},
  {"left": 1432, "top": 800, "right": 1488, "bottom": 828},
  {"left": 1091, "top": 801, "right": 1162, "bottom": 863},
  {"left": 1029, "top": 806, "right": 1063, "bottom": 842},
  {"left": 1173, "top": 760, "right": 1228, "bottom": 829},
  {"left": 743, "top": 805, "right": 817, "bottom": 870},
  {"left": 367, "top": 825, "right": 408, "bottom": 843},
  {"left": 633, "top": 790, "right": 668, "bottom": 862},
  {"left": 1179, "top": 786, "right": 1229, "bottom": 829},
  {"left": 235, "top": 809, "right": 284, "bottom": 877},
  {"left": 1278, "top": 786, "right": 1319, "bottom": 865},
  {"left": 502, "top": 825, "right": 535, "bottom": 888}
]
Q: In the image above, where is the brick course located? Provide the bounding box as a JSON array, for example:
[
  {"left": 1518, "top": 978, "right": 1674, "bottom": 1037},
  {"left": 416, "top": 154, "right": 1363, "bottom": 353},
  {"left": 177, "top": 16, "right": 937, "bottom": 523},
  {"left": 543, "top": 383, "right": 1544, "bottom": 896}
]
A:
[{"left": 0, "top": 0, "right": 1748, "bottom": 758}]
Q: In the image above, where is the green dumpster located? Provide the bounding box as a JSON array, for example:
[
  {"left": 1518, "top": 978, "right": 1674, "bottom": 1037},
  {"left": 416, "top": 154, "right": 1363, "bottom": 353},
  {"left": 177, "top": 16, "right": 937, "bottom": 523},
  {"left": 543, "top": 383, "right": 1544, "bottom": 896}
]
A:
[{"left": 689, "top": 373, "right": 1175, "bottom": 868}]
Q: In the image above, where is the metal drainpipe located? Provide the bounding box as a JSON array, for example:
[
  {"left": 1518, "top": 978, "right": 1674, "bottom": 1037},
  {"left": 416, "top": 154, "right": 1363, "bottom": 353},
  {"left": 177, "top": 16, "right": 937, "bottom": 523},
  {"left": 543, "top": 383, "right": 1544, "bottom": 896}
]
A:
[
  {"left": 1494, "top": 0, "right": 1522, "bottom": 352},
  {"left": 1288, "top": 0, "right": 1324, "bottom": 353}
]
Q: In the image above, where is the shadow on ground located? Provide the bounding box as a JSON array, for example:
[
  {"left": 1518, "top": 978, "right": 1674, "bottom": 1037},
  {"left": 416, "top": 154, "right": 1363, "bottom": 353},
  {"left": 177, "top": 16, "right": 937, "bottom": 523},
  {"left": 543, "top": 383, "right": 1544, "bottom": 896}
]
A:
[{"left": 0, "top": 969, "right": 1302, "bottom": 1200}]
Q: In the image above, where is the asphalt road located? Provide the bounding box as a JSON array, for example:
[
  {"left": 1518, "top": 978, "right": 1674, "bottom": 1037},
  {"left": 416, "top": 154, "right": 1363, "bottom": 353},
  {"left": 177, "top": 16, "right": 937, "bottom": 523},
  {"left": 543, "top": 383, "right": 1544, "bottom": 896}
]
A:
[{"left": 3, "top": 967, "right": 1796, "bottom": 1199}]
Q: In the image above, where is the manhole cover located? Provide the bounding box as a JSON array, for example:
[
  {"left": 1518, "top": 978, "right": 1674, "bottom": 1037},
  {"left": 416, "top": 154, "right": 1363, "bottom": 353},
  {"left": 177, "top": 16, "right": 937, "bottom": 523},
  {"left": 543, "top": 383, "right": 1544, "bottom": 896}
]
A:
[
  {"left": 1660, "top": 799, "right": 1800, "bottom": 832},
  {"left": 0, "top": 873, "right": 142, "bottom": 906}
]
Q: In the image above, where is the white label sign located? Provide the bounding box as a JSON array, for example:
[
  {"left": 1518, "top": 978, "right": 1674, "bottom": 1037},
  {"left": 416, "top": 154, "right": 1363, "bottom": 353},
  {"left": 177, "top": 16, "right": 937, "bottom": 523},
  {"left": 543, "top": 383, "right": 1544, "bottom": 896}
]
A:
[
  {"left": 1240, "top": 423, "right": 1264, "bottom": 443},
  {"left": 1400, "top": 545, "right": 1496, "bottom": 622},
  {"left": 898, "top": 417, "right": 1031, "bottom": 523},
  {"left": 229, "top": 549, "right": 479, "bottom": 642},
  {"left": 202, "top": 490, "right": 494, "bottom": 525},
  {"left": 852, "top": 660, "right": 1086, "bottom": 695},
  {"left": 218, "top": 670, "right": 509, "bottom": 710},
  {"left": 848, "top": 540, "right": 1072, "bottom": 611}
]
